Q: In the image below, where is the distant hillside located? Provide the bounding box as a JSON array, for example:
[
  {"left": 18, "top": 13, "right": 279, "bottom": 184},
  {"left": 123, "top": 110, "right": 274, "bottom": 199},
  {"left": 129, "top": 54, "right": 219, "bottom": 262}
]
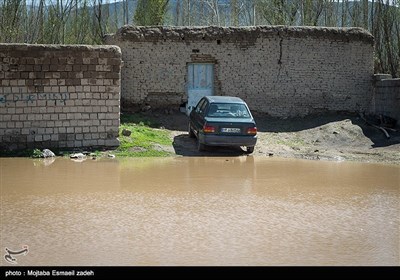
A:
[{"left": 98, "top": 0, "right": 377, "bottom": 28}]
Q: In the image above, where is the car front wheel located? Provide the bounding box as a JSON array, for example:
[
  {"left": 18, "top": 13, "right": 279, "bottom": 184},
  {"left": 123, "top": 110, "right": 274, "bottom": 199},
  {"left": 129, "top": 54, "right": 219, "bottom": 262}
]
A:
[
  {"left": 188, "top": 123, "right": 195, "bottom": 138},
  {"left": 197, "top": 140, "right": 206, "bottom": 152},
  {"left": 246, "top": 146, "right": 255, "bottom": 154}
]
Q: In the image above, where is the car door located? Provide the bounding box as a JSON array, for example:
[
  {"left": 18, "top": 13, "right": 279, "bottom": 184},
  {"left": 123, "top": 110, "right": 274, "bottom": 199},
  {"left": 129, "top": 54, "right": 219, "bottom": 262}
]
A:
[{"left": 192, "top": 99, "right": 208, "bottom": 134}]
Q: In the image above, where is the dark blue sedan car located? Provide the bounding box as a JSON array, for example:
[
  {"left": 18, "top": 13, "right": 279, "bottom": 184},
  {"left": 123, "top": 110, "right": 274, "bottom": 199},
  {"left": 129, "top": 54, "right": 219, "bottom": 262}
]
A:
[{"left": 188, "top": 96, "right": 257, "bottom": 153}]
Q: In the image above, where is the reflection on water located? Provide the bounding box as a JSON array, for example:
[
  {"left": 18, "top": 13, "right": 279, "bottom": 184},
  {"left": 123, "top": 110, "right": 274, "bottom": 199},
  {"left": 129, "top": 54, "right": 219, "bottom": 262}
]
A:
[{"left": 0, "top": 157, "right": 399, "bottom": 266}]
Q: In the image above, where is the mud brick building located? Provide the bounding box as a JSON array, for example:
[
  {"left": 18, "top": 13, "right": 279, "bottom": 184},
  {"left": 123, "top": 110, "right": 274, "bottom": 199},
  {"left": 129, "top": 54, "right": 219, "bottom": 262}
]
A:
[{"left": 105, "top": 25, "right": 374, "bottom": 117}]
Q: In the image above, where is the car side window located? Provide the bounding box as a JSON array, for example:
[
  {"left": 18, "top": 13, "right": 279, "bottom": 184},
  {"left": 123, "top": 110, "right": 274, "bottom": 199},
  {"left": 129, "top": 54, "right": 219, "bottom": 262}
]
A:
[
  {"left": 195, "top": 99, "right": 205, "bottom": 114},
  {"left": 199, "top": 100, "right": 208, "bottom": 116}
]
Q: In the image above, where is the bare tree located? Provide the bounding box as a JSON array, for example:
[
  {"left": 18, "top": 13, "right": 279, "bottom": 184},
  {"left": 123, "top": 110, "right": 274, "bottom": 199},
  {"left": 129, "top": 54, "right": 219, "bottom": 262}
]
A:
[
  {"left": 134, "top": 0, "right": 170, "bottom": 26},
  {"left": 0, "top": 0, "right": 399, "bottom": 76},
  {"left": 258, "top": 0, "right": 300, "bottom": 25}
]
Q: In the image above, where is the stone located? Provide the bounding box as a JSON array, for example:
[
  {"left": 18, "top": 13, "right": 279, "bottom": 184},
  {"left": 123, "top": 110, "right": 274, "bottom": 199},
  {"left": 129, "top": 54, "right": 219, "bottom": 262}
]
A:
[
  {"left": 42, "top": 149, "right": 55, "bottom": 158},
  {"left": 141, "top": 105, "right": 151, "bottom": 112},
  {"left": 122, "top": 129, "right": 131, "bottom": 136},
  {"left": 70, "top": 153, "right": 86, "bottom": 159}
]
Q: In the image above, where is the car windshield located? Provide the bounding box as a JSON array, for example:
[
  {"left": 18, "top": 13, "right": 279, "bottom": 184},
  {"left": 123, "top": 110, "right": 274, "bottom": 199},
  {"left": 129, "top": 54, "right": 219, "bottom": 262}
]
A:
[{"left": 207, "top": 103, "right": 251, "bottom": 118}]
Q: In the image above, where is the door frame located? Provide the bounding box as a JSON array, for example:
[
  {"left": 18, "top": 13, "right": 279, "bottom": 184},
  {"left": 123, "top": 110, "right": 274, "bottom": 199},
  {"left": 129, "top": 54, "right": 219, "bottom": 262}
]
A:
[{"left": 186, "top": 63, "right": 214, "bottom": 115}]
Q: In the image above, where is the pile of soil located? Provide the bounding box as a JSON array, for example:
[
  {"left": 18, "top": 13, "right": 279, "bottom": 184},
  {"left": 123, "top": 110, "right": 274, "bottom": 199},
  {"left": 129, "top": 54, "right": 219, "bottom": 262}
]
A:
[{"left": 146, "top": 110, "right": 400, "bottom": 165}]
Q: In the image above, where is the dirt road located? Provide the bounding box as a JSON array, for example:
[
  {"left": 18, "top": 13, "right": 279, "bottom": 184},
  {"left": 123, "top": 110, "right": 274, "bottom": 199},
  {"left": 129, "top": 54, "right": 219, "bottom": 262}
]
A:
[{"left": 145, "top": 110, "right": 400, "bottom": 165}]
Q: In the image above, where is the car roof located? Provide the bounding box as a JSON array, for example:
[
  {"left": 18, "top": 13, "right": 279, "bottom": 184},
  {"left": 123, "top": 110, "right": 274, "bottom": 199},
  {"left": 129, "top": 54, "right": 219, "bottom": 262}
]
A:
[{"left": 205, "top": 96, "right": 246, "bottom": 104}]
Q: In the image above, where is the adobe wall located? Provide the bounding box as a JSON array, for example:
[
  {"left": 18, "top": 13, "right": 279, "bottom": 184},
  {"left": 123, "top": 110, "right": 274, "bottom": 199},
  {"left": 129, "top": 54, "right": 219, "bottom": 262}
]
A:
[
  {"left": 0, "top": 44, "right": 121, "bottom": 151},
  {"left": 105, "top": 25, "right": 374, "bottom": 117},
  {"left": 372, "top": 75, "right": 400, "bottom": 125}
]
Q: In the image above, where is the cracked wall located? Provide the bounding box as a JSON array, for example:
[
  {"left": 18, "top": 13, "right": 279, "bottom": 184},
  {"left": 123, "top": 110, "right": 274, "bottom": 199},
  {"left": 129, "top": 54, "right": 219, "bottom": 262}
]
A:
[{"left": 105, "top": 25, "right": 374, "bottom": 117}]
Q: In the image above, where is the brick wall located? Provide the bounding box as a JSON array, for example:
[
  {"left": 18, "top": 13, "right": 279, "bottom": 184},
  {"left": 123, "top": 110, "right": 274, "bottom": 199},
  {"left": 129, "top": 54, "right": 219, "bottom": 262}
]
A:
[
  {"left": 0, "top": 44, "right": 121, "bottom": 151},
  {"left": 372, "top": 75, "right": 400, "bottom": 125},
  {"left": 105, "top": 26, "right": 374, "bottom": 117}
]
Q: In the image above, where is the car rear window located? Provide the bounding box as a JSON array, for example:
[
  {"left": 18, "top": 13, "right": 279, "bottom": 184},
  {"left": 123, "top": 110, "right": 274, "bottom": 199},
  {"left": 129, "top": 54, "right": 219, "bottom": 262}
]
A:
[{"left": 207, "top": 103, "right": 251, "bottom": 118}]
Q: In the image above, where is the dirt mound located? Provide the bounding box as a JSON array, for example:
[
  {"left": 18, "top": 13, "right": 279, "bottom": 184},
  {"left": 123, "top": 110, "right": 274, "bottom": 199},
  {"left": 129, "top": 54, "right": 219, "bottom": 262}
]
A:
[{"left": 150, "top": 111, "right": 400, "bottom": 165}]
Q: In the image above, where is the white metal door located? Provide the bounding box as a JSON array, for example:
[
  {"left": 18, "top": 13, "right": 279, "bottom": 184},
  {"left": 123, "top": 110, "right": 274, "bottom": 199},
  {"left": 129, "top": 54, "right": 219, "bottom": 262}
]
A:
[{"left": 186, "top": 63, "right": 214, "bottom": 115}]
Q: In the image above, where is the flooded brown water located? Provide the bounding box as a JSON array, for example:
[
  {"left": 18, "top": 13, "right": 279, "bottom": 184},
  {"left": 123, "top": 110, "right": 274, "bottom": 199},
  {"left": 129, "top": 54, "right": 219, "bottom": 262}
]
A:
[{"left": 1, "top": 157, "right": 399, "bottom": 266}]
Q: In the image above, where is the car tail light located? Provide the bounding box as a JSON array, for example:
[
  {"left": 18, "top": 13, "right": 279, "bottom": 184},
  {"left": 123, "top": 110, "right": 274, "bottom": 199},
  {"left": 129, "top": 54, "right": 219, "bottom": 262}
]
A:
[
  {"left": 247, "top": 127, "right": 257, "bottom": 135},
  {"left": 203, "top": 124, "right": 215, "bottom": 133}
]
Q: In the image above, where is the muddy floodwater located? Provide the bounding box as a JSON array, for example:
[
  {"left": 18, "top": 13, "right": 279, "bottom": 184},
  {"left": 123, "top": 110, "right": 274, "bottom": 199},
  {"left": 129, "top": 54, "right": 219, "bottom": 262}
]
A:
[{"left": 0, "top": 157, "right": 399, "bottom": 266}]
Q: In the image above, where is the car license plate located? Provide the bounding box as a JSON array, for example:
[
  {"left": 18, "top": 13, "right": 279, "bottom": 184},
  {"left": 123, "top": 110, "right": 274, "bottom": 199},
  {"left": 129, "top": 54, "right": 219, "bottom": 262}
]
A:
[{"left": 221, "top": 128, "right": 241, "bottom": 133}]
